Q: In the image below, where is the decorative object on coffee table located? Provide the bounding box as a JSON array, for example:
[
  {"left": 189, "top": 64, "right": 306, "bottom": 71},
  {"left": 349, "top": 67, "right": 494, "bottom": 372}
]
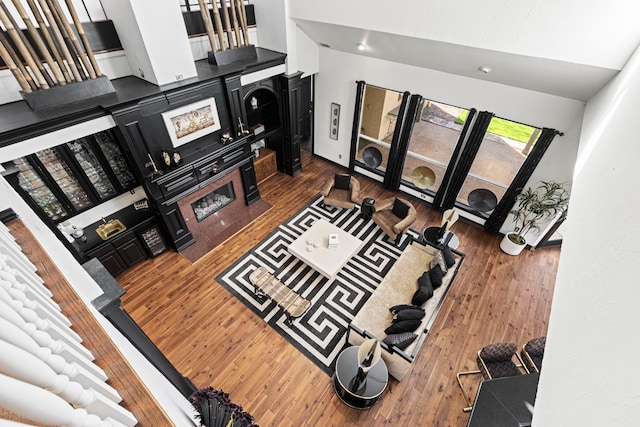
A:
[{"left": 328, "top": 233, "right": 339, "bottom": 249}]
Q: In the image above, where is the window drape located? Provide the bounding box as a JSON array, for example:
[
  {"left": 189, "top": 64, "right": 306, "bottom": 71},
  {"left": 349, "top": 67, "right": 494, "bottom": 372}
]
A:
[
  {"left": 484, "top": 127, "right": 560, "bottom": 233},
  {"left": 433, "top": 110, "right": 492, "bottom": 211}
]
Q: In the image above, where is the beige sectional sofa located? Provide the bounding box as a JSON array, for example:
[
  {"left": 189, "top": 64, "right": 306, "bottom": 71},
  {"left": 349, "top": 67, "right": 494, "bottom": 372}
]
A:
[{"left": 347, "top": 239, "right": 464, "bottom": 380}]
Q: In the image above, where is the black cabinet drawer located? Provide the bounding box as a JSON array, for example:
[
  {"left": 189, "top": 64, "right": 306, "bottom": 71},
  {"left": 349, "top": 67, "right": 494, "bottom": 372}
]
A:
[
  {"left": 193, "top": 155, "right": 220, "bottom": 182},
  {"left": 154, "top": 166, "right": 198, "bottom": 199}
]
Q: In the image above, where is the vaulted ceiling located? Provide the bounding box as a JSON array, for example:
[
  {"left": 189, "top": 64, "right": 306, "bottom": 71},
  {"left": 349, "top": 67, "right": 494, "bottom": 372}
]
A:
[{"left": 289, "top": 1, "right": 640, "bottom": 102}]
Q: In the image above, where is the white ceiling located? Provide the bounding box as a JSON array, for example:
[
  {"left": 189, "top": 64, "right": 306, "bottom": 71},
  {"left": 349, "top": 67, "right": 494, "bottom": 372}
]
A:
[{"left": 294, "top": 19, "right": 623, "bottom": 102}]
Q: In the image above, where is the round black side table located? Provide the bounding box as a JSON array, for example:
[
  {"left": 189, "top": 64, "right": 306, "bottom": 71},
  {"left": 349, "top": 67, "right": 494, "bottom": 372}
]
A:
[
  {"left": 361, "top": 198, "right": 375, "bottom": 221},
  {"left": 334, "top": 346, "right": 388, "bottom": 409},
  {"left": 424, "top": 226, "right": 460, "bottom": 249}
]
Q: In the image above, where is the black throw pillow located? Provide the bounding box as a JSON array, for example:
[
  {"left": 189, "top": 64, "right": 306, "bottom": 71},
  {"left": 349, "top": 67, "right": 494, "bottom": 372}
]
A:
[
  {"left": 442, "top": 245, "right": 456, "bottom": 268},
  {"left": 385, "top": 319, "right": 422, "bottom": 334},
  {"left": 418, "top": 271, "right": 433, "bottom": 289},
  {"left": 334, "top": 174, "right": 351, "bottom": 190},
  {"left": 389, "top": 304, "right": 425, "bottom": 315},
  {"left": 412, "top": 284, "right": 433, "bottom": 306},
  {"left": 389, "top": 304, "right": 424, "bottom": 314},
  {"left": 382, "top": 332, "right": 418, "bottom": 350},
  {"left": 429, "top": 264, "right": 443, "bottom": 289},
  {"left": 394, "top": 308, "right": 426, "bottom": 322},
  {"left": 392, "top": 198, "right": 410, "bottom": 219}
]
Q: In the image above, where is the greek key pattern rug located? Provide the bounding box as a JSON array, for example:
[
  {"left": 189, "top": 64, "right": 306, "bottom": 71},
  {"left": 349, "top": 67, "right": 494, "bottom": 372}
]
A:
[{"left": 215, "top": 195, "right": 417, "bottom": 375}]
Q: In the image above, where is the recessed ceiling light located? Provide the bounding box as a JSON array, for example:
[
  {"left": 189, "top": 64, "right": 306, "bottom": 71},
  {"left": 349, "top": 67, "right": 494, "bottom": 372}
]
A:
[
  {"left": 320, "top": 42, "right": 331, "bottom": 48},
  {"left": 479, "top": 66, "right": 492, "bottom": 74},
  {"left": 357, "top": 43, "right": 366, "bottom": 51}
]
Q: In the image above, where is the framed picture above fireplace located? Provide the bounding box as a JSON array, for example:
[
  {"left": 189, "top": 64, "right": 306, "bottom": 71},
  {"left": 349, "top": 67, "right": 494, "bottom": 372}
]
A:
[{"left": 162, "top": 97, "right": 221, "bottom": 148}]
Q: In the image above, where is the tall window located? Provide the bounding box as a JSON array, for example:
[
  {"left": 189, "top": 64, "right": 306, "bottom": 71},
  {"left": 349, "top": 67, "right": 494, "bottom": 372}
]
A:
[
  {"left": 457, "top": 116, "right": 540, "bottom": 214},
  {"left": 400, "top": 100, "right": 470, "bottom": 197},
  {"left": 353, "top": 84, "right": 405, "bottom": 181},
  {"left": 350, "top": 81, "right": 557, "bottom": 228}
]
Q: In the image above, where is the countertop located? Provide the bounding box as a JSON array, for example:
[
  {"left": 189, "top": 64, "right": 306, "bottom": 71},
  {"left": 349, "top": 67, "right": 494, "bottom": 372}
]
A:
[{"left": 71, "top": 201, "right": 156, "bottom": 254}]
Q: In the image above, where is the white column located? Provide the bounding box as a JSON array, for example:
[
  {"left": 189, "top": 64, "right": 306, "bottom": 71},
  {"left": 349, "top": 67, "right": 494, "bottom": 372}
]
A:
[{"left": 100, "top": 0, "right": 198, "bottom": 85}]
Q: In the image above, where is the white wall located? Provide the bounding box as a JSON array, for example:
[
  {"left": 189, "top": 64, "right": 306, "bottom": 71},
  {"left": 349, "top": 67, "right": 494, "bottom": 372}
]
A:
[
  {"left": 532, "top": 44, "right": 640, "bottom": 426},
  {"left": 313, "top": 48, "right": 583, "bottom": 201}
]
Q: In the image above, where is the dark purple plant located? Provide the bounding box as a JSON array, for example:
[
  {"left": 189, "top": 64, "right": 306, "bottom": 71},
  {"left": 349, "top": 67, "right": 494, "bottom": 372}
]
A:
[{"left": 191, "top": 387, "right": 259, "bottom": 427}]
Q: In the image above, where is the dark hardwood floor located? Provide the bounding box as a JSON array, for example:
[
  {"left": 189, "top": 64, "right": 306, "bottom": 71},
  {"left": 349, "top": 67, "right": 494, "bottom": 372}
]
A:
[{"left": 116, "top": 150, "right": 559, "bottom": 426}]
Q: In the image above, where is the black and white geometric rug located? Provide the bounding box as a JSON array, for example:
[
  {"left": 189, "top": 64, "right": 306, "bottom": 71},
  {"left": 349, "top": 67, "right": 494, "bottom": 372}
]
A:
[{"left": 215, "top": 195, "right": 418, "bottom": 375}]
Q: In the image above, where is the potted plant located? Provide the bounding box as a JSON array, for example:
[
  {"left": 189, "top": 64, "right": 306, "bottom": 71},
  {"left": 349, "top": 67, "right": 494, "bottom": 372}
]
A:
[{"left": 500, "top": 181, "right": 569, "bottom": 255}]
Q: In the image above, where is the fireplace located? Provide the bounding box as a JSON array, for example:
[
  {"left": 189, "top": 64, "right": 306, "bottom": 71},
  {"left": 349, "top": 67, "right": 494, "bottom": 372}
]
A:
[
  {"left": 177, "top": 168, "right": 270, "bottom": 262},
  {"left": 191, "top": 182, "right": 235, "bottom": 222}
]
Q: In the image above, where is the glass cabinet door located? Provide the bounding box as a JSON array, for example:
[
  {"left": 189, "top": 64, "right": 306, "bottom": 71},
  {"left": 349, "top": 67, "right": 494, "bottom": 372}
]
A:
[
  {"left": 94, "top": 130, "right": 137, "bottom": 190},
  {"left": 12, "top": 158, "right": 70, "bottom": 221},
  {"left": 6, "top": 127, "right": 139, "bottom": 225},
  {"left": 66, "top": 138, "right": 117, "bottom": 199},
  {"left": 35, "top": 148, "right": 95, "bottom": 211}
]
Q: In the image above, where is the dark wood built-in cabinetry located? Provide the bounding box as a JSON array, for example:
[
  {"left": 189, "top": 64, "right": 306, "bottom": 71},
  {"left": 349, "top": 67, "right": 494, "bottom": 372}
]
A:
[
  {"left": 3, "top": 129, "right": 138, "bottom": 224},
  {"left": 277, "top": 72, "right": 311, "bottom": 177},
  {"left": 0, "top": 48, "right": 302, "bottom": 272},
  {"left": 254, "top": 148, "right": 277, "bottom": 184},
  {"left": 84, "top": 217, "right": 165, "bottom": 277}
]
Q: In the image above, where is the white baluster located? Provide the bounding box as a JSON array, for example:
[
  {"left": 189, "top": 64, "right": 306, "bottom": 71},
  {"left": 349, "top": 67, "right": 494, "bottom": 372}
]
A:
[
  {"left": 0, "top": 269, "right": 66, "bottom": 326},
  {"left": 0, "top": 248, "right": 40, "bottom": 286},
  {"left": 0, "top": 342, "right": 137, "bottom": 427},
  {"left": 0, "top": 229, "right": 39, "bottom": 285},
  {"left": 0, "top": 266, "right": 50, "bottom": 304},
  {"left": 0, "top": 288, "right": 85, "bottom": 348},
  {"left": 0, "top": 317, "right": 121, "bottom": 403},
  {"left": 0, "top": 279, "right": 63, "bottom": 317},
  {"left": 0, "top": 244, "right": 39, "bottom": 281},
  {"left": 0, "top": 373, "right": 129, "bottom": 427},
  {"left": 0, "top": 300, "right": 106, "bottom": 381},
  {"left": 0, "top": 253, "right": 42, "bottom": 291}
]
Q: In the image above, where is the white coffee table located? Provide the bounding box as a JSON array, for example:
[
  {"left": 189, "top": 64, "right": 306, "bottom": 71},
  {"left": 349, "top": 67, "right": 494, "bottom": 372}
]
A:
[{"left": 288, "top": 219, "right": 364, "bottom": 280}]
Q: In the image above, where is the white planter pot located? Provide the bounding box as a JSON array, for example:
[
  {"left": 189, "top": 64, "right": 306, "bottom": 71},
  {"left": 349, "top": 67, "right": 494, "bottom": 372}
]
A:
[{"left": 500, "top": 232, "right": 526, "bottom": 256}]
